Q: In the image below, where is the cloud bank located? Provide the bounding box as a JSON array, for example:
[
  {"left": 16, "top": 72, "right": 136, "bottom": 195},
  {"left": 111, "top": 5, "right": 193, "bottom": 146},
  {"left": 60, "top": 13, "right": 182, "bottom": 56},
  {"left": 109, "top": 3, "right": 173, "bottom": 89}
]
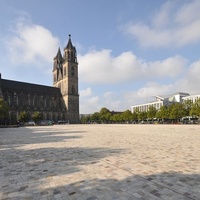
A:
[
  {"left": 122, "top": 0, "right": 200, "bottom": 48},
  {"left": 5, "top": 15, "right": 59, "bottom": 67},
  {"left": 78, "top": 50, "right": 186, "bottom": 84},
  {"left": 79, "top": 48, "right": 200, "bottom": 113}
]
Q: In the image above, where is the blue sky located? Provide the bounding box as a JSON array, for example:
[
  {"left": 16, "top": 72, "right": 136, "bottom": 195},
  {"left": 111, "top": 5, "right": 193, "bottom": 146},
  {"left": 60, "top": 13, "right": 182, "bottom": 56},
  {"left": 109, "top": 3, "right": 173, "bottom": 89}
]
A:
[{"left": 1, "top": 0, "right": 200, "bottom": 114}]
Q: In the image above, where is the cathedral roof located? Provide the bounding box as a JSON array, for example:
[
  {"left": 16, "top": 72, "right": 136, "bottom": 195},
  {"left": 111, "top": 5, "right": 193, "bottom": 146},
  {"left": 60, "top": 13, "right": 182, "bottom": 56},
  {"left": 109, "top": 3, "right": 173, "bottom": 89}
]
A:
[
  {"left": 65, "top": 34, "right": 76, "bottom": 51},
  {"left": 54, "top": 47, "right": 63, "bottom": 61},
  {"left": 1, "top": 79, "right": 62, "bottom": 96}
]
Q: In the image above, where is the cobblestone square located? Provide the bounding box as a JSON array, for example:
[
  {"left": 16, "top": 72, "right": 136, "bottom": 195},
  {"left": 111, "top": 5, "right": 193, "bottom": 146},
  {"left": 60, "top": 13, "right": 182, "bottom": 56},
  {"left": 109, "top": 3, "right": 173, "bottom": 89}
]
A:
[{"left": 0, "top": 124, "right": 200, "bottom": 200}]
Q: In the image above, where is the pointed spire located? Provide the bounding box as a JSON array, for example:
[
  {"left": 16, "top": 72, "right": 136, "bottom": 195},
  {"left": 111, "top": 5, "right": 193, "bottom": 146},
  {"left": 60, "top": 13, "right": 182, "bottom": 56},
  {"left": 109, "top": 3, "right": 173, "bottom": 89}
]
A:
[
  {"left": 53, "top": 47, "right": 63, "bottom": 72},
  {"left": 65, "top": 34, "right": 74, "bottom": 50},
  {"left": 54, "top": 47, "right": 62, "bottom": 61}
]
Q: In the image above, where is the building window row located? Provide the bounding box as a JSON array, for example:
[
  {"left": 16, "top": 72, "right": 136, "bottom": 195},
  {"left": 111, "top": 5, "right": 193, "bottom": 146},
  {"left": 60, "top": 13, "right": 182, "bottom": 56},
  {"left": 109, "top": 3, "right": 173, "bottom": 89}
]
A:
[
  {"left": 3, "top": 92, "right": 63, "bottom": 109},
  {"left": 132, "top": 102, "right": 163, "bottom": 113}
]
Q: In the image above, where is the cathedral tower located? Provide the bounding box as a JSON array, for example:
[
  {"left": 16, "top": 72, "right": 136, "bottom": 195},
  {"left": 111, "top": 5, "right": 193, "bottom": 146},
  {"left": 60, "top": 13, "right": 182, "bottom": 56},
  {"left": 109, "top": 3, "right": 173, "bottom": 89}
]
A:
[{"left": 53, "top": 35, "right": 79, "bottom": 123}]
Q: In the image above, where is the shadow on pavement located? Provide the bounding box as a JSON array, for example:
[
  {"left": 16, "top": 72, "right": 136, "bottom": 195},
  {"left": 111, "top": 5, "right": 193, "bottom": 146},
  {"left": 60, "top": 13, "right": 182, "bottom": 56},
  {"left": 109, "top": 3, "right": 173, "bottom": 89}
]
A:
[{"left": 0, "top": 126, "right": 84, "bottom": 147}]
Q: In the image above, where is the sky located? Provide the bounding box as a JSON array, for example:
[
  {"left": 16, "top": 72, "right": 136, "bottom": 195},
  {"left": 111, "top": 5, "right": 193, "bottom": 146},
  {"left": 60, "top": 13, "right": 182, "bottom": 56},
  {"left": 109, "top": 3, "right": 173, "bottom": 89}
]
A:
[{"left": 1, "top": 0, "right": 200, "bottom": 114}]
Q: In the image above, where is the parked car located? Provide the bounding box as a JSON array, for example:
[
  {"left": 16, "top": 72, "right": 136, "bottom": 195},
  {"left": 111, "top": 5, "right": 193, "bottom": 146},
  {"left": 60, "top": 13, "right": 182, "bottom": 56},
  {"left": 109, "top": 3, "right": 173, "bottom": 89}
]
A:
[
  {"left": 40, "top": 120, "right": 53, "bottom": 125},
  {"left": 27, "top": 121, "right": 35, "bottom": 126}
]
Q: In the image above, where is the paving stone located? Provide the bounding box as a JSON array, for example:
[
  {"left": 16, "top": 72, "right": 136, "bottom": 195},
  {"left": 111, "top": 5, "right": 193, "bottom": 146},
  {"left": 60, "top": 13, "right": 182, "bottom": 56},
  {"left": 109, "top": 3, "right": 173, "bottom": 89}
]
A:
[{"left": 1, "top": 125, "right": 200, "bottom": 200}]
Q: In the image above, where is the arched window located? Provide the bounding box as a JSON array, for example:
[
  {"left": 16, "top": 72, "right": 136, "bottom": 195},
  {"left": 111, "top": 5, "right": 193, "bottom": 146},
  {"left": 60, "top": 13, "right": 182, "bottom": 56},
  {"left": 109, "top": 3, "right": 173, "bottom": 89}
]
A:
[
  {"left": 67, "top": 51, "right": 70, "bottom": 60},
  {"left": 64, "top": 67, "right": 66, "bottom": 76},
  {"left": 71, "top": 66, "right": 75, "bottom": 76},
  {"left": 72, "top": 85, "right": 75, "bottom": 94}
]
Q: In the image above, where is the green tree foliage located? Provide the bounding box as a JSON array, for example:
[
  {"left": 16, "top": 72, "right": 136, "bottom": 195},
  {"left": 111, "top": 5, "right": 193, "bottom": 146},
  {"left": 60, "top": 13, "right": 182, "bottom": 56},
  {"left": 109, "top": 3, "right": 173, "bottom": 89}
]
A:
[
  {"left": 0, "top": 98, "right": 9, "bottom": 124},
  {"left": 99, "top": 107, "right": 111, "bottom": 123},
  {"left": 80, "top": 100, "right": 200, "bottom": 124},
  {"left": 132, "top": 111, "right": 138, "bottom": 121},
  {"left": 121, "top": 110, "right": 134, "bottom": 122},
  {"left": 90, "top": 112, "right": 100, "bottom": 123},
  {"left": 32, "top": 112, "right": 42, "bottom": 123},
  {"left": 147, "top": 106, "right": 157, "bottom": 119},
  {"left": 18, "top": 111, "right": 29, "bottom": 123},
  {"left": 169, "top": 103, "right": 187, "bottom": 121},
  {"left": 156, "top": 105, "right": 169, "bottom": 120},
  {"left": 190, "top": 98, "right": 200, "bottom": 116},
  {"left": 81, "top": 115, "right": 90, "bottom": 124},
  {"left": 110, "top": 113, "right": 122, "bottom": 123},
  {"left": 183, "top": 99, "right": 193, "bottom": 116},
  {"left": 138, "top": 111, "right": 147, "bottom": 121}
]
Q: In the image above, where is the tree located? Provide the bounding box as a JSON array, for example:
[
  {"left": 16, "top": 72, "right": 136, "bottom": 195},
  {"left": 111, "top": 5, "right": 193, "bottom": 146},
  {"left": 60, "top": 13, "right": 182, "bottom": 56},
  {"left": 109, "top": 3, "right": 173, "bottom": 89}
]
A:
[
  {"left": 156, "top": 105, "right": 169, "bottom": 120},
  {"left": 81, "top": 115, "right": 90, "bottom": 124},
  {"left": 0, "top": 98, "right": 9, "bottom": 125},
  {"left": 169, "top": 103, "right": 187, "bottom": 122},
  {"left": 90, "top": 112, "right": 100, "bottom": 123},
  {"left": 132, "top": 111, "right": 138, "bottom": 122},
  {"left": 121, "top": 110, "right": 133, "bottom": 122},
  {"left": 183, "top": 99, "right": 193, "bottom": 116},
  {"left": 110, "top": 113, "right": 122, "bottom": 123},
  {"left": 138, "top": 111, "right": 147, "bottom": 121},
  {"left": 32, "top": 112, "right": 42, "bottom": 123},
  {"left": 18, "top": 111, "right": 29, "bottom": 123},
  {"left": 99, "top": 107, "right": 111, "bottom": 123},
  {"left": 147, "top": 106, "right": 157, "bottom": 119},
  {"left": 190, "top": 98, "right": 200, "bottom": 117}
]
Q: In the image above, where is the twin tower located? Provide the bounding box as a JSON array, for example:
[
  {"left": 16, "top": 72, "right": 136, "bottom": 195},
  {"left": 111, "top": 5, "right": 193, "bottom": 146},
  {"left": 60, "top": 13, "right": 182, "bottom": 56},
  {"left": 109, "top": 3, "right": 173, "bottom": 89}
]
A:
[{"left": 53, "top": 35, "right": 79, "bottom": 123}]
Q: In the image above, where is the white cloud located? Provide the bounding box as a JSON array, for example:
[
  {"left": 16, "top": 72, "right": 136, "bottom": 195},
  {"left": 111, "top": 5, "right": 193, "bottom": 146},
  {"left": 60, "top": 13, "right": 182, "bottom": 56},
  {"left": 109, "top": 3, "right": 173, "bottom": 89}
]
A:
[
  {"left": 5, "top": 15, "right": 60, "bottom": 66},
  {"left": 80, "top": 87, "right": 92, "bottom": 97},
  {"left": 79, "top": 49, "right": 186, "bottom": 84},
  {"left": 80, "top": 96, "right": 100, "bottom": 114},
  {"left": 124, "top": 82, "right": 173, "bottom": 107},
  {"left": 125, "top": 60, "right": 200, "bottom": 108},
  {"left": 152, "top": 1, "right": 173, "bottom": 28},
  {"left": 175, "top": 60, "right": 200, "bottom": 94},
  {"left": 122, "top": 0, "right": 200, "bottom": 47},
  {"left": 103, "top": 91, "right": 121, "bottom": 111}
]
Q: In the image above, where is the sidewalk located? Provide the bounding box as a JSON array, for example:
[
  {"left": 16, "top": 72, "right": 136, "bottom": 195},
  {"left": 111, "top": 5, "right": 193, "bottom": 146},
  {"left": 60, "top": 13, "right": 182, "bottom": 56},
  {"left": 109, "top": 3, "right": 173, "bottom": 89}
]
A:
[{"left": 0, "top": 124, "right": 200, "bottom": 200}]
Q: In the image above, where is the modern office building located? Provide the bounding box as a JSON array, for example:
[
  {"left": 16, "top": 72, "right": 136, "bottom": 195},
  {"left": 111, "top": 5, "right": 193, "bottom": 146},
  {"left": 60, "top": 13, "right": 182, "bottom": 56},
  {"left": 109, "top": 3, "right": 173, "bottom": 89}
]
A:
[
  {"left": 131, "top": 92, "right": 190, "bottom": 113},
  {"left": 182, "top": 94, "right": 200, "bottom": 103}
]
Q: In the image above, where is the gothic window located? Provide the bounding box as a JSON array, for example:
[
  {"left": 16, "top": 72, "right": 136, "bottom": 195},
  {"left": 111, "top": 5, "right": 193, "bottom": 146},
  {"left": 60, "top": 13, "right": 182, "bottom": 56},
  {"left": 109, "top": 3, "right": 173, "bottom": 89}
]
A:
[
  {"left": 41, "top": 96, "right": 43, "bottom": 106},
  {"left": 72, "top": 85, "right": 75, "bottom": 94},
  {"left": 64, "top": 67, "right": 66, "bottom": 76},
  {"left": 14, "top": 92, "right": 17, "bottom": 105},
  {"left": 49, "top": 98, "right": 52, "bottom": 107},
  {"left": 28, "top": 94, "right": 31, "bottom": 106},
  {"left": 16, "top": 96, "right": 19, "bottom": 106},
  {"left": 44, "top": 96, "right": 47, "bottom": 107},
  {"left": 35, "top": 95, "right": 38, "bottom": 106},
  {"left": 68, "top": 51, "right": 70, "bottom": 60},
  {"left": 71, "top": 66, "right": 75, "bottom": 76},
  {"left": 33, "top": 95, "right": 35, "bottom": 106},
  {"left": 46, "top": 97, "right": 49, "bottom": 107}
]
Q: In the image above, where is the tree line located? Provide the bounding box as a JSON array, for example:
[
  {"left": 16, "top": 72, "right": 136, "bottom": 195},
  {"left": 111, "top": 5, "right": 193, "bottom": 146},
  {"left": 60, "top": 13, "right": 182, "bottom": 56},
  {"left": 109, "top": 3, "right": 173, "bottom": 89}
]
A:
[
  {"left": 1, "top": 98, "right": 200, "bottom": 125},
  {"left": 81, "top": 99, "right": 200, "bottom": 124}
]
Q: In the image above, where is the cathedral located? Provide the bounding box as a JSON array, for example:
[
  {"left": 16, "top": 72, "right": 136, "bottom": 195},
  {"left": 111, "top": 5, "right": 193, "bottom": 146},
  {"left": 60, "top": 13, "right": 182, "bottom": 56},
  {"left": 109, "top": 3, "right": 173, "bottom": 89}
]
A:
[{"left": 0, "top": 35, "right": 79, "bottom": 124}]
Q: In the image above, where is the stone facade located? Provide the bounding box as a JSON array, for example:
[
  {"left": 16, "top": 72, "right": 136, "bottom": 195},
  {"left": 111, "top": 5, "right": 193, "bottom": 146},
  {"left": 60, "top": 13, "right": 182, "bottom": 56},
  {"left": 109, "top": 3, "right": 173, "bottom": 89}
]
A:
[
  {"left": 0, "top": 35, "right": 79, "bottom": 124},
  {"left": 53, "top": 35, "right": 79, "bottom": 123}
]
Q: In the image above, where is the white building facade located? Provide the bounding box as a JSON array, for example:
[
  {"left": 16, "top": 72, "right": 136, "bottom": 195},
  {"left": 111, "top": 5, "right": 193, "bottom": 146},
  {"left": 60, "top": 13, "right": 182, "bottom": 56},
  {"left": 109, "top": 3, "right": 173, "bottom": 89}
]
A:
[
  {"left": 131, "top": 92, "right": 190, "bottom": 113},
  {"left": 182, "top": 94, "right": 200, "bottom": 103}
]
